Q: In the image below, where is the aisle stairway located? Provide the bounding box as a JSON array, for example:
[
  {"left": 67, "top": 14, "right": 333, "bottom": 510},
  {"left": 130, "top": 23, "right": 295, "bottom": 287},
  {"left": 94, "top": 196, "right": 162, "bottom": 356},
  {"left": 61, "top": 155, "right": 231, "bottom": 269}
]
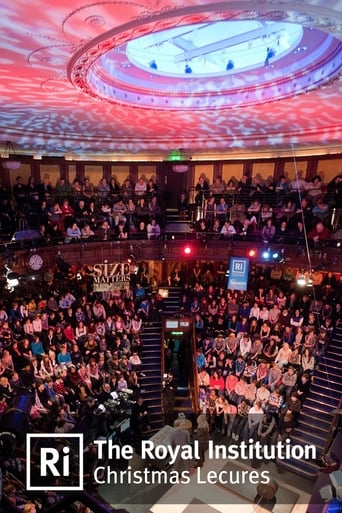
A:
[
  {"left": 139, "top": 322, "right": 164, "bottom": 433},
  {"left": 161, "top": 286, "right": 194, "bottom": 419},
  {"left": 277, "top": 326, "right": 342, "bottom": 479},
  {"left": 139, "top": 286, "right": 193, "bottom": 433},
  {"left": 162, "top": 286, "right": 183, "bottom": 315}
]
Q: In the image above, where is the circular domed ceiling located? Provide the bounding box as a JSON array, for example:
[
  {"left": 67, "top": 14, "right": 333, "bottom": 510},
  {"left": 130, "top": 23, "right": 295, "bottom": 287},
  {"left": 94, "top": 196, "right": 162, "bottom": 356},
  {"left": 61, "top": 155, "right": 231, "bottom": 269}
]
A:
[
  {"left": 70, "top": 13, "right": 342, "bottom": 110},
  {"left": 2, "top": 1, "right": 342, "bottom": 157}
]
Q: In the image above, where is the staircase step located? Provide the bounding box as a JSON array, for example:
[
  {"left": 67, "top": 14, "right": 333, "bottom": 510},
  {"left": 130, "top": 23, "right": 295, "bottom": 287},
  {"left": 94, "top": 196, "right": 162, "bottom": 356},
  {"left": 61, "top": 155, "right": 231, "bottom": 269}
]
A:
[
  {"left": 143, "top": 361, "right": 163, "bottom": 369},
  {"left": 139, "top": 372, "right": 161, "bottom": 380},
  {"left": 276, "top": 457, "right": 319, "bottom": 480},
  {"left": 313, "top": 376, "right": 342, "bottom": 392},
  {"left": 143, "top": 357, "right": 161, "bottom": 364},
  {"left": 303, "top": 402, "right": 335, "bottom": 418},
  {"left": 146, "top": 403, "right": 163, "bottom": 410},
  {"left": 315, "top": 367, "right": 341, "bottom": 380},
  {"left": 139, "top": 376, "right": 162, "bottom": 384},
  {"left": 300, "top": 411, "right": 332, "bottom": 430},
  {"left": 326, "top": 349, "right": 342, "bottom": 359},
  {"left": 143, "top": 351, "right": 162, "bottom": 357},
  {"left": 278, "top": 447, "right": 321, "bottom": 472},
  {"left": 142, "top": 331, "right": 162, "bottom": 337},
  {"left": 146, "top": 424, "right": 163, "bottom": 434},
  {"left": 299, "top": 419, "right": 331, "bottom": 435},
  {"left": 290, "top": 431, "right": 326, "bottom": 449},
  {"left": 305, "top": 399, "right": 337, "bottom": 415},
  {"left": 322, "top": 356, "right": 342, "bottom": 367},
  {"left": 308, "top": 390, "right": 340, "bottom": 407},
  {"left": 164, "top": 286, "right": 183, "bottom": 293},
  {"left": 327, "top": 346, "right": 341, "bottom": 355},
  {"left": 142, "top": 342, "right": 161, "bottom": 348},
  {"left": 140, "top": 321, "right": 165, "bottom": 434},
  {"left": 143, "top": 357, "right": 161, "bottom": 363},
  {"left": 142, "top": 392, "right": 162, "bottom": 401}
]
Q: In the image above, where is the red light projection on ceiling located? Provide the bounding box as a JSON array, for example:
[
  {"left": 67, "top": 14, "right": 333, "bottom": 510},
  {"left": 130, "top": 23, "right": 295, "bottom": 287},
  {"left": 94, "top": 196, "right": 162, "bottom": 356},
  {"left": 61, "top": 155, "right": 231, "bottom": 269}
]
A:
[
  {"left": 1, "top": 1, "right": 342, "bottom": 158},
  {"left": 70, "top": 17, "right": 341, "bottom": 110}
]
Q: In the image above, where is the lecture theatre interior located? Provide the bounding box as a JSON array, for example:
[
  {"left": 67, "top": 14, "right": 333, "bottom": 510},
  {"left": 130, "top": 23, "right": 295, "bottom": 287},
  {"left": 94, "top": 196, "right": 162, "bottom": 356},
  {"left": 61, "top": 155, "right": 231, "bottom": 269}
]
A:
[{"left": 0, "top": 1, "right": 342, "bottom": 513}]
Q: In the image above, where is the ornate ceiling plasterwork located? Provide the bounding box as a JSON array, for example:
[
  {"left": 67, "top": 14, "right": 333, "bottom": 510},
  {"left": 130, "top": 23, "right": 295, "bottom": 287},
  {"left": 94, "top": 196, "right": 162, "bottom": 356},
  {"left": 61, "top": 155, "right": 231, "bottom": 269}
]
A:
[{"left": 1, "top": 1, "right": 342, "bottom": 159}]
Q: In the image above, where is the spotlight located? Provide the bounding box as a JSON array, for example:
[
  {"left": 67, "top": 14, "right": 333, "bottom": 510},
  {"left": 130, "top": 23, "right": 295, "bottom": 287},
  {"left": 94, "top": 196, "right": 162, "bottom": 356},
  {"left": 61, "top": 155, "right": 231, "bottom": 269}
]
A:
[
  {"left": 261, "top": 247, "right": 284, "bottom": 263},
  {"left": 7, "top": 276, "right": 19, "bottom": 289},
  {"left": 127, "top": 253, "right": 136, "bottom": 264},
  {"left": 127, "top": 244, "right": 137, "bottom": 264},
  {"left": 248, "top": 249, "right": 257, "bottom": 258},
  {"left": 182, "top": 243, "right": 193, "bottom": 256},
  {"left": 4, "top": 265, "right": 20, "bottom": 291},
  {"left": 297, "top": 274, "right": 307, "bottom": 286}
]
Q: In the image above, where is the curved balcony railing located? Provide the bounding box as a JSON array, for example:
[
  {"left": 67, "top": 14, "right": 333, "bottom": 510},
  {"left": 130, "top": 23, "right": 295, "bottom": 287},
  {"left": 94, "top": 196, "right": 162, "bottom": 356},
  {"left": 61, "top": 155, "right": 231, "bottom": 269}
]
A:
[{"left": 1, "top": 236, "right": 341, "bottom": 274}]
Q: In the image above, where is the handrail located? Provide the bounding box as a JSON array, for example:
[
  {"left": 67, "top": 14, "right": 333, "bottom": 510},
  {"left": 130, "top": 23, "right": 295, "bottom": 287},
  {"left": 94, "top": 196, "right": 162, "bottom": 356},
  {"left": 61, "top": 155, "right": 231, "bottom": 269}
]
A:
[
  {"left": 320, "top": 395, "right": 342, "bottom": 463},
  {"left": 189, "top": 317, "right": 200, "bottom": 414},
  {"left": 161, "top": 313, "right": 199, "bottom": 416},
  {"left": 1, "top": 237, "right": 341, "bottom": 273}
]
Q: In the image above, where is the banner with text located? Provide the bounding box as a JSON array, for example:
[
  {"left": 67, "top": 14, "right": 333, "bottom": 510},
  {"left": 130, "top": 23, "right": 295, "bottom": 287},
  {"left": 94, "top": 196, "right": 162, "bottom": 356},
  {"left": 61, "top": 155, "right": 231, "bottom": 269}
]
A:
[
  {"left": 228, "top": 257, "right": 249, "bottom": 291},
  {"left": 93, "top": 262, "right": 130, "bottom": 292}
]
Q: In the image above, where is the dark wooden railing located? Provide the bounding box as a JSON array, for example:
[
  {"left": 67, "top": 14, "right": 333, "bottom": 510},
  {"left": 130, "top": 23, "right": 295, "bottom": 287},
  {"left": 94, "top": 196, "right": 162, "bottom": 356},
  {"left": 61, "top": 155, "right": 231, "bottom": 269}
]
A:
[
  {"left": 2, "top": 237, "right": 341, "bottom": 273},
  {"left": 188, "top": 317, "right": 200, "bottom": 415}
]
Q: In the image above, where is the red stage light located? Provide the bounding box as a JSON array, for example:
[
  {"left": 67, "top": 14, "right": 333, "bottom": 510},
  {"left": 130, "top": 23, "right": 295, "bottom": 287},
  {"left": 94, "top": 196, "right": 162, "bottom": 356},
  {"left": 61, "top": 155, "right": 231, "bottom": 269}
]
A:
[
  {"left": 183, "top": 244, "right": 193, "bottom": 256},
  {"left": 248, "top": 249, "right": 257, "bottom": 258}
]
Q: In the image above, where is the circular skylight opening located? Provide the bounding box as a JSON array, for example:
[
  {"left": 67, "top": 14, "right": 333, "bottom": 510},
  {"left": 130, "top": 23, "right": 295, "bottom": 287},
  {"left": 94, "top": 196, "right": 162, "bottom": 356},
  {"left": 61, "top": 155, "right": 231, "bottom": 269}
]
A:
[
  {"left": 126, "top": 21, "right": 303, "bottom": 76},
  {"left": 70, "top": 13, "right": 342, "bottom": 110}
]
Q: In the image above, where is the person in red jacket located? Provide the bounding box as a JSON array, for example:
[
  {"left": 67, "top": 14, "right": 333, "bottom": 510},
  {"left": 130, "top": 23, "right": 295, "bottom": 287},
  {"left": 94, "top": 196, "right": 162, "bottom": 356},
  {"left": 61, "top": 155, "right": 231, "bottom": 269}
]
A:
[{"left": 307, "top": 221, "right": 330, "bottom": 248}]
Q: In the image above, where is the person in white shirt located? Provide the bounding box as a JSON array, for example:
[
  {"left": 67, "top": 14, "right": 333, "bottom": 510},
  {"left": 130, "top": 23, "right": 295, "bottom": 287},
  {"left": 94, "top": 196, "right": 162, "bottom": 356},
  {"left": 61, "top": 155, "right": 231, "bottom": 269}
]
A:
[
  {"left": 268, "top": 304, "right": 280, "bottom": 325},
  {"left": 32, "top": 315, "right": 42, "bottom": 334},
  {"left": 247, "top": 401, "right": 263, "bottom": 439},
  {"left": 259, "top": 306, "right": 269, "bottom": 323},
  {"left": 220, "top": 220, "right": 236, "bottom": 238},
  {"left": 147, "top": 218, "right": 161, "bottom": 239},
  {"left": 275, "top": 342, "right": 292, "bottom": 368},
  {"left": 288, "top": 170, "right": 307, "bottom": 192},
  {"left": 0, "top": 308, "right": 8, "bottom": 322},
  {"left": 249, "top": 302, "right": 260, "bottom": 320},
  {"left": 256, "top": 383, "right": 270, "bottom": 409},
  {"left": 239, "top": 334, "right": 251, "bottom": 359},
  {"left": 134, "top": 177, "right": 147, "bottom": 196}
]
